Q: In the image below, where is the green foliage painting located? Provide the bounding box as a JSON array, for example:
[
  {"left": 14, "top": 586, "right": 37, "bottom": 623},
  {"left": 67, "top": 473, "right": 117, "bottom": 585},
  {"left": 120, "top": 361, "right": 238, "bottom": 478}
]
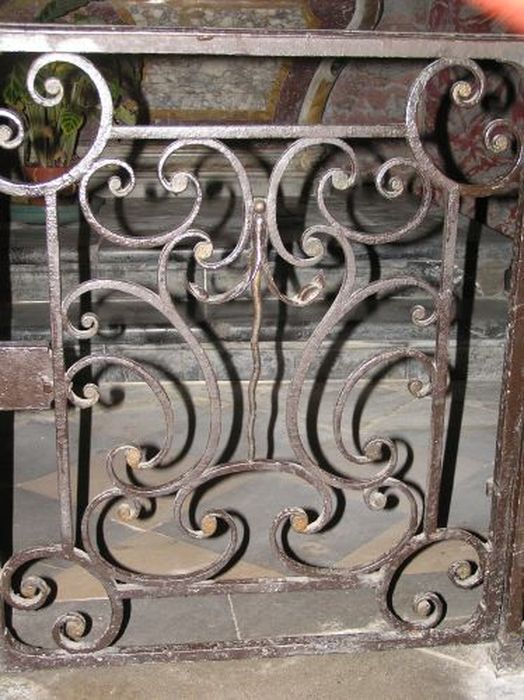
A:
[{"left": 1, "top": 0, "right": 142, "bottom": 167}]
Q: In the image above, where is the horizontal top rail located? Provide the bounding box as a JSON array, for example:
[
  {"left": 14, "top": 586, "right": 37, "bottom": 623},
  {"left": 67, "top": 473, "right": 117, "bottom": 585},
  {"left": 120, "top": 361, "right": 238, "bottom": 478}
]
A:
[
  {"left": 110, "top": 124, "right": 407, "bottom": 140},
  {"left": 0, "top": 25, "right": 522, "bottom": 61}
]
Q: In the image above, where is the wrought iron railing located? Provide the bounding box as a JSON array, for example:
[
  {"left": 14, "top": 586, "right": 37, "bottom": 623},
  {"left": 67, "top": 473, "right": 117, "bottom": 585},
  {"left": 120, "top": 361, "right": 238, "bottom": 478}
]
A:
[{"left": 0, "top": 25, "right": 523, "bottom": 669}]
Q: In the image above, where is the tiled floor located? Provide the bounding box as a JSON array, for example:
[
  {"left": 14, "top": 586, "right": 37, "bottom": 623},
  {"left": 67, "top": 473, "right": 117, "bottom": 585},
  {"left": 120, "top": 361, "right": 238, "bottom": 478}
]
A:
[{"left": 2, "top": 376, "right": 500, "bottom": 652}]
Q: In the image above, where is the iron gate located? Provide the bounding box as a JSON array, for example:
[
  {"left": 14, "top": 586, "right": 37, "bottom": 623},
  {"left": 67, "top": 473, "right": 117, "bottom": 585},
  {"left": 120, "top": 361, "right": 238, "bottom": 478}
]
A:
[{"left": 0, "top": 26, "right": 523, "bottom": 669}]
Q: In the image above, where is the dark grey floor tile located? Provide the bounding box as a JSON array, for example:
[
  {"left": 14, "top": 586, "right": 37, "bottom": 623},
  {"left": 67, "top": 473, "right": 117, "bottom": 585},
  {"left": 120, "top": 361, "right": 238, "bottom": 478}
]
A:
[
  {"left": 12, "top": 489, "right": 63, "bottom": 549},
  {"left": 154, "top": 470, "right": 406, "bottom": 574},
  {"left": 11, "top": 595, "right": 238, "bottom": 649}
]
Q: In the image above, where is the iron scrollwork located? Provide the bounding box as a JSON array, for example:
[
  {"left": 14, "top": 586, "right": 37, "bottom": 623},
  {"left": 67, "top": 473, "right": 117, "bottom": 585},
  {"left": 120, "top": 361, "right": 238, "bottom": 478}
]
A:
[{"left": 0, "top": 46, "right": 519, "bottom": 662}]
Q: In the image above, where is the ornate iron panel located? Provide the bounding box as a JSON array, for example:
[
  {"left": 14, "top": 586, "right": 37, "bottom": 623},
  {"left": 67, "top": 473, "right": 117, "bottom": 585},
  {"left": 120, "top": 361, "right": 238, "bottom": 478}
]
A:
[{"left": 0, "top": 27, "right": 523, "bottom": 669}]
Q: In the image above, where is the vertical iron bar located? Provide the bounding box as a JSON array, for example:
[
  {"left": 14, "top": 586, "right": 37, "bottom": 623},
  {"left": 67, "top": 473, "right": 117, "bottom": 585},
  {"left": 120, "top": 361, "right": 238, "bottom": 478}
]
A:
[
  {"left": 0, "top": 190, "right": 13, "bottom": 565},
  {"left": 0, "top": 188, "right": 13, "bottom": 651},
  {"left": 247, "top": 201, "right": 265, "bottom": 462},
  {"left": 424, "top": 186, "right": 460, "bottom": 534},
  {"left": 45, "top": 192, "right": 74, "bottom": 549},
  {"left": 486, "top": 172, "right": 524, "bottom": 665},
  {"left": 247, "top": 271, "right": 262, "bottom": 462}
]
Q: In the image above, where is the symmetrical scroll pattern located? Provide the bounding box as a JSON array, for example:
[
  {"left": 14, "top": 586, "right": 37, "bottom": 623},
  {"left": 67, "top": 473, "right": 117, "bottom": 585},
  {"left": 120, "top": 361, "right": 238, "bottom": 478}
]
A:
[{"left": 0, "top": 52, "right": 517, "bottom": 660}]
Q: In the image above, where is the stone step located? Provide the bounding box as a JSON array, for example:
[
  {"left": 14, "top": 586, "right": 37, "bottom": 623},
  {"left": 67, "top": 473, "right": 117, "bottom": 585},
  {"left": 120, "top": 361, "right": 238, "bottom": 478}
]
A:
[
  {"left": 5, "top": 294, "right": 506, "bottom": 341},
  {"left": 3, "top": 188, "right": 511, "bottom": 383},
  {"left": 64, "top": 337, "right": 507, "bottom": 383},
  {"left": 6, "top": 191, "right": 511, "bottom": 303},
  {"left": 4, "top": 295, "right": 507, "bottom": 382}
]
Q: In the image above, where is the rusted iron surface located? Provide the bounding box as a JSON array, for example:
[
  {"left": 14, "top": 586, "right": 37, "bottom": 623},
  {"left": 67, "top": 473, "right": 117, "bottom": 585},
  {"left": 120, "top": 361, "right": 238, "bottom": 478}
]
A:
[
  {"left": 487, "top": 171, "right": 524, "bottom": 669},
  {"left": 0, "top": 344, "right": 53, "bottom": 411},
  {"left": 0, "top": 26, "right": 522, "bottom": 59},
  {"left": 0, "top": 26, "right": 522, "bottom": 669}
]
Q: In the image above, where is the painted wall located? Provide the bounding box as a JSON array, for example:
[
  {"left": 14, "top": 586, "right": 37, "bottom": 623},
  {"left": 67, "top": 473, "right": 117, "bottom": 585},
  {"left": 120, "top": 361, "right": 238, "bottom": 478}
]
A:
[
  {"left": 0, "top": 1, "right": 506, "bottom": 124},
  {"left": 0, "top": 1, "right": 518, "bottom": 232}
]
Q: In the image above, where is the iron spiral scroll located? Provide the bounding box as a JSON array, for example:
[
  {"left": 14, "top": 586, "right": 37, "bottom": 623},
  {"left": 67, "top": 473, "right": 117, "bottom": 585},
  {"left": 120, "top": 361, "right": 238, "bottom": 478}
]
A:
[{"left": 0, "top": 49, "right": 520, "bottom": 662}]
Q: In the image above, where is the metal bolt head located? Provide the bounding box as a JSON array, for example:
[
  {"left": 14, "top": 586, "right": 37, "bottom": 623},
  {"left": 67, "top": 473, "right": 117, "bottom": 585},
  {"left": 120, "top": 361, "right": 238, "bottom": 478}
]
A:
[
  {"left": 0, "top": 124, "right": 13, "bottom": 143},
  {"left": 117, "top": 501, "right": 140, "bottom": 522},
  {"left": 126, "top": 447, "right": 142, "bottom": 469},
  {"left": 490, "top": 133, "right": 510, "bottom": 154},
  {"left": 455, "top": 561, "right": 472, "bottom": 581},
  {"left": 195, "top": 240, "right": 213, "bottom": 262},
  {"left": 452, "top": 80, "right": 473, "bottom": 104},
  {"left": 303, "top": 237, "right": 324, "bottom": 259},
  {"left": 291, "top": 511, "right": 309, "bottom": 533},
  {"left": 414, "top": 597, "right": 433, "bottom": 617},
  {"left": 64, "top": 614, "right": 86, "bottom": 641},
  {"left": 170, "top": 173, "right": 189, "bottom": 194},
  {"left": 254, "top": 198, "right": 266, "bottom": 214},
  {"left": 365, "top": 441, "right": 383, "bottom": 462},
  {"left": 367, "top": 490, "right": 387, "bottom": 510},
  {"left": 331, "top": 169, "right": 352, "bottom": 191},
  {"left": 201, "top": 514, "right": 218, "bottom": 537}
]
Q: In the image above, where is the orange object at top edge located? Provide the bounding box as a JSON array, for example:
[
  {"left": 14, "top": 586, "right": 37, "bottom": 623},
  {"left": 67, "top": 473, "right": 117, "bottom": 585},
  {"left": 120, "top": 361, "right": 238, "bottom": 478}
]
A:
[{"left": 468, "top": 0, "right": 524, "bottom": 32}]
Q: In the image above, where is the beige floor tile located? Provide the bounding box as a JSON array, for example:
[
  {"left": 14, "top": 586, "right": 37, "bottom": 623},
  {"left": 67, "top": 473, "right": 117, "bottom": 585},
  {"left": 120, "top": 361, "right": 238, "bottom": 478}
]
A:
[{"left": 336, "top": 520, "right": 416, "bottom": 568}]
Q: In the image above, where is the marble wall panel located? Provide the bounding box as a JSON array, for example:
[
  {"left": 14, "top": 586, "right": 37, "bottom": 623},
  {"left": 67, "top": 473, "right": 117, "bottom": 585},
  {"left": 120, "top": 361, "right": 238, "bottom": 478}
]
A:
[{"left": 1, "top": 1, "right": 518, "bottom": 232}]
